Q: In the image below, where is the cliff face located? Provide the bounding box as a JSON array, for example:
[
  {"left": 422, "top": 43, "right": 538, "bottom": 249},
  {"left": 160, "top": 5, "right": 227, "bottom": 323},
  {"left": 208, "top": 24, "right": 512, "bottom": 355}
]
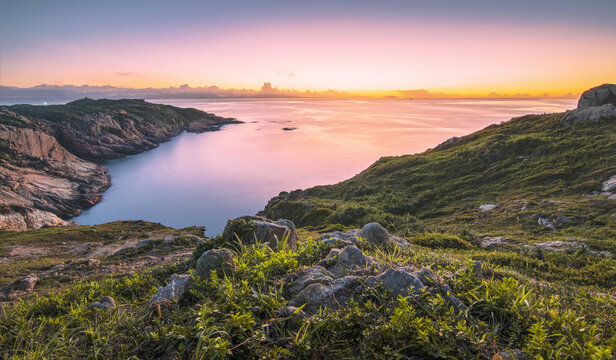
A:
[
  {"left": 9, "top": 98, "right": 241, "bottom": 161},
  {"left": 0, "top": 99, "right": 241, "bottom": 230}
]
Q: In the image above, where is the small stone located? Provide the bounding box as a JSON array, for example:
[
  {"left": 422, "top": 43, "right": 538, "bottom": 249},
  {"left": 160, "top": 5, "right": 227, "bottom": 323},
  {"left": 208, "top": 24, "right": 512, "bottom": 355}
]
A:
[
  {"left": 149, "top": 274, "right": 192, "bottom": 304},
  {"left": 471, "top": 261, "right": 483, "bottom": 279},
  {"left": 88, "top": 296, "right": 116, "bottom": 310},
  {"left": 479, "top": 204, "right": 499, "bottom": 212}
]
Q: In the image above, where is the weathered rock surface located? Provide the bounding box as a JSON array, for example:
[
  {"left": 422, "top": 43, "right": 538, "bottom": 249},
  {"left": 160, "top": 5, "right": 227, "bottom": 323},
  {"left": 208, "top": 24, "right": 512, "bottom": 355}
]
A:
[
  {"left": 365, "top": 267, "right": 423, "bottom": 296},
  {"left": 0, "top": 274, "right": 38, "bottom": 301},
  {"left": 194, "top": 249, "right": 235, "bottom": 280},
  {"left": 603, "top": 175, "right": 616, "bottom": 192},
  {"left": 479, "top": 204, "right": 499, "bottom": 212},
  {"left": 149, "top": 274, "right": 192, "bottom": 304},
  {"left": 226, "top": 215, "right": 298, "bottom": 250},
  {"left": 319, "top": 222, "right": 411, "bottom": 249},
  {"left": 480, "top": 235, "right": 612, "bottom": 258},
  {"left": 561, "top": 84, "right": 616, "bottom": 125},
  {"left": 0, "top": 99, "right": 241, "bottom": 230},
  {"left": 577, "top": 83, "right": 616, "bottom": 108},
  {"left": 88, "top": 296, "right": 116, "bottom": 310},
  {"left": 480, "top": 236, "right": 519, "bottom": 250}
]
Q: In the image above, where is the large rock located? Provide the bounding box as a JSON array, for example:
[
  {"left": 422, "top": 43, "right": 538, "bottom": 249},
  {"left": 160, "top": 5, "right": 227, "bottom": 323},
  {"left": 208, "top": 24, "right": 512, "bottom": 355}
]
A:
[
  {"left": 225, "top": 216, "right": 298, "bottom": 250},
  {"left": 194, "top": 249, "right": 234, "bottom": 280},
  {"left": 149, "top": 274, "right": 192, "bottom": 304},
  {"left": 561, "top": 84, "right": 616, "bottom": 125},
  {"left": 0, "top": 207, "right": 67, "bottom": 231},
  {"left": 317, "top": 245, "right": 381, "bottom": 274},
  {"left": 292, "top": 275, "right": 361, "bottom": 307},
  {"left": 366, "top": 267, "right": 424, "bottom": 296},
  {"left": 357, "top": 222, "right": 411, "bottom": 248},
  {"left": 479, "top": 236, "right": 518, "bottom": 250},
  {"left": 289, "top": 265, "right": 334, "bottom": 294},
  {"left": 577, "top": 84, "right": 616, "bottom": 108},
  {"left": 0, "top": 274, "right": 38, "bottom": 300},
  {"left": 479, "top": 204, "right": 499, "bottom": 212}
]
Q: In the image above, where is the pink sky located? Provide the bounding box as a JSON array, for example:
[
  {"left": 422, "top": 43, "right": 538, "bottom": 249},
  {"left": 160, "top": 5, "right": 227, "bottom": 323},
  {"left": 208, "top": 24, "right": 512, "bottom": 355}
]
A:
[{"left": 2, "top": 13, "right": 615, "bottom": 96}]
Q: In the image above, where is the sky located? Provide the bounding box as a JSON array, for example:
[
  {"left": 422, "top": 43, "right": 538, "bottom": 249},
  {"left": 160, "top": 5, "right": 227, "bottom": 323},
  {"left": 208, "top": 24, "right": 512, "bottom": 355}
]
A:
[{"left": 1, "top": 0, "right": 615, "bottom": 97}]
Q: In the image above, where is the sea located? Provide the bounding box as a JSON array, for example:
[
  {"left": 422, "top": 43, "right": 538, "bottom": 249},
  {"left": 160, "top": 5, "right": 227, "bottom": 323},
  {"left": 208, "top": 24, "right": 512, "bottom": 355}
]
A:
[{"left": 68, "top": 98, "right": 577, "bottom": 236}]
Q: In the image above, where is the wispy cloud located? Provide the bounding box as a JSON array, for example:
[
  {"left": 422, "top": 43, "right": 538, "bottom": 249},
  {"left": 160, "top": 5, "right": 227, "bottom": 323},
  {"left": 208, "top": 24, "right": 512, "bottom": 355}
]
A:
[{"left": 115, "top": 72, "right": 143, "bottom": 77}]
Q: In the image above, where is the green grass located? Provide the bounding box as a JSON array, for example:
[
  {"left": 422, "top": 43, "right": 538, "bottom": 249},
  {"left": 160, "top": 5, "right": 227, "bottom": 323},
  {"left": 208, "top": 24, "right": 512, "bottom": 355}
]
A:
[
  {"left": 261, "top": 112, "right": 616, "bottom": 248},
  {"left": 0, "top": 221, "right": 205, "bottom": 291},
  {"left": 1, "top": 234, "right": 614, "bottom": 359}
]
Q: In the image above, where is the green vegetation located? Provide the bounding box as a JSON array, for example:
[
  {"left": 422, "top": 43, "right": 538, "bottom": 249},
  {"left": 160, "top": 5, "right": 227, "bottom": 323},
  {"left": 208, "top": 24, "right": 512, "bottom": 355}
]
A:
[
  {"left": 1, "top": 235, "right": 614, "bottom": 359},
  {"left": 409, "top": 232, "right": 473, "bottom": 249},
  {"left": 262, "top": 112, "right": 616, "bottom": 250}
]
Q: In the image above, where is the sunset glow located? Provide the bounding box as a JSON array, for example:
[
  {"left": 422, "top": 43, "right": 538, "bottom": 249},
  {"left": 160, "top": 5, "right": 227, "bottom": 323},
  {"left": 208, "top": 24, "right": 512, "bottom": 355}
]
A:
[{"left": 1, "top": 0, "right": 615, "bottom": 97}]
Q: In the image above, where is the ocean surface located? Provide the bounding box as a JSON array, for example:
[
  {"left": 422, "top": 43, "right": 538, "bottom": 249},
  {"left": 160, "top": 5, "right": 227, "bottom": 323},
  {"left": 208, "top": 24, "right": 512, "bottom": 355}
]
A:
[{"left": 73, "top": 98, "right": 577, "bottom": 235}]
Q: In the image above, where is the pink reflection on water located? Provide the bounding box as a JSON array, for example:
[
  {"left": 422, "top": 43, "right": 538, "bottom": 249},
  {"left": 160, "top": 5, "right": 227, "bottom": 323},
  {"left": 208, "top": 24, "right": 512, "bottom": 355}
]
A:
[{"left": 74, "top": 98, "right": 577, "bottom": 235}]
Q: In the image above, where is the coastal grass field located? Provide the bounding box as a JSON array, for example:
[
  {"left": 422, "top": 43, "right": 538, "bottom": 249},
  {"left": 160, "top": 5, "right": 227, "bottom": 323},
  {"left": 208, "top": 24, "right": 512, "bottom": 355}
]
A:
[{"left": 0, "top": 228, "right": 615, "bottom": 359}]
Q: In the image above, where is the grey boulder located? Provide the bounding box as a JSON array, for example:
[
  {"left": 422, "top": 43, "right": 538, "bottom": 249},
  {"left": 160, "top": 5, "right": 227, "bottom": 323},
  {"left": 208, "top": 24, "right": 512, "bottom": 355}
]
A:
[
  {"left": 149, "top": 274, "right": 192, "bottom": 304},
  {"left": 194, "top": 249, "right": 235, "bottom": 280},
  {"left": 88, "top": 296, "right": 116, "bottom": 310}
]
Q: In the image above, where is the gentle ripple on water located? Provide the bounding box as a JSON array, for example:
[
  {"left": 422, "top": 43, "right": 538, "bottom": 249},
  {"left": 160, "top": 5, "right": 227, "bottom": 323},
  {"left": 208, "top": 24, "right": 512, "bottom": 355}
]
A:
[{"left": 73, "top": 98, "right": 577, "bottom": 236}]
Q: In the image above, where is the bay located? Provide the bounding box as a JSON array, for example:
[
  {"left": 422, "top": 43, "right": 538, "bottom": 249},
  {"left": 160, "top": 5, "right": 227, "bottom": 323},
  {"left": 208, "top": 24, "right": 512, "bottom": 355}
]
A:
[{"left": 73, "top": 98, "right": 577, "bottom": 236}]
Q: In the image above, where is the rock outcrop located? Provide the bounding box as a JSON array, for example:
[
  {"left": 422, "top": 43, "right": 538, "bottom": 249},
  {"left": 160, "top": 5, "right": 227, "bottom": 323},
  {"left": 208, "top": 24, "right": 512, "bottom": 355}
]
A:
[
  {"left": 603, "top": 175, "right": 616, "bottom": 192},
  {"left": 0, "top": 274, "right": 38, "bottom": 301},
  {"left": 0, "top": 99, "right": 241, "bottom": 230},
  {"left": 561, "top": 84, "right": 616, "bottom": 125},
  {"left": 149, "top": 274, "right": 192, "bottom": 304},
  {"left": 319, "top": 222, "right": 411, "bottom": 249},
  {"left": 224, "top": 216, "right": 299, "bottom": 250},
  {"left": 194, "top": 249, "right": 235, "bottom": 280}
]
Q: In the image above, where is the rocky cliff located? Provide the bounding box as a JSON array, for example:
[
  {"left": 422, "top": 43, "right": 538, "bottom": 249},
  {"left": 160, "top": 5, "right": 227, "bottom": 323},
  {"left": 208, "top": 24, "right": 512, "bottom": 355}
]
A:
[{"left": 0, "top": 99, "right": 241, "bottom": 230}]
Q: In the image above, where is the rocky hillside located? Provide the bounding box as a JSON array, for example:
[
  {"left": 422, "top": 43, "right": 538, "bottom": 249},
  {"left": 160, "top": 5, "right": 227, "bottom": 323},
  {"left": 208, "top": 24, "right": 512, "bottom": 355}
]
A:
[
  {"left": 261, "top": 84, "right": 616, "bottom": 251},
  {"left": 0, "top": 99, "right": 241, "bottom": 230}
]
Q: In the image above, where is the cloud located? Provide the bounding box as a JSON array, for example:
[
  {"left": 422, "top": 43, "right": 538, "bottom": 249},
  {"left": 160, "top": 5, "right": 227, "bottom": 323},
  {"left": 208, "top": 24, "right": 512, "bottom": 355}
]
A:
[
  {"left": 115, "top": 71, "right": 143, "bottom": 77},
  {"left": 288, "top": 71, "right": 296, "bottom": 78}
]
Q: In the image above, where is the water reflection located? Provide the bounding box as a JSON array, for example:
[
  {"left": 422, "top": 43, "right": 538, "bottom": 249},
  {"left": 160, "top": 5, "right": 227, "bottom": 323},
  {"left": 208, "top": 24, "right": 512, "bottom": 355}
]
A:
[{"left": 74, "top": 98, "right": 576, "bottom": 235}]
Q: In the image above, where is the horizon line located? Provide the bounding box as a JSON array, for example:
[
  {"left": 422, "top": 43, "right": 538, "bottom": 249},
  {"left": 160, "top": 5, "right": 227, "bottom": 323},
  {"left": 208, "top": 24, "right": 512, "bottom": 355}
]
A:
[{"left": 0, "top": 82, "right": 584, "bottom": 100}]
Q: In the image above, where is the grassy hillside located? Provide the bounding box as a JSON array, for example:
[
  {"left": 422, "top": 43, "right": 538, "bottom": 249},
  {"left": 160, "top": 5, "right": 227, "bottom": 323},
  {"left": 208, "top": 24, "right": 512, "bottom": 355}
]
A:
[
  {"left": 262, "top": 112, "right": 616, "bottom": 251},
  {"left": 1, "top": 229, "right": 615, "bottom": 359}
]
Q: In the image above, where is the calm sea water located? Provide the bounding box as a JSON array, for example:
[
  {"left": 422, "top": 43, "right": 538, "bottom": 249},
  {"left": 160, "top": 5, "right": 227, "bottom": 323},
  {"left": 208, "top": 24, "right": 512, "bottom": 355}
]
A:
[{"left": 73, "top": 98, "right": 577, "bottom": 235}]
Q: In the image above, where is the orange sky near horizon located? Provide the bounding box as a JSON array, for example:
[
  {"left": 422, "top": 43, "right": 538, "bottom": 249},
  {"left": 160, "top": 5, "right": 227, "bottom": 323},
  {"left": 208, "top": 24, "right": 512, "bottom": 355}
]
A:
[{"left": 2, "top": 14, "right": 615, "bottom": 97}]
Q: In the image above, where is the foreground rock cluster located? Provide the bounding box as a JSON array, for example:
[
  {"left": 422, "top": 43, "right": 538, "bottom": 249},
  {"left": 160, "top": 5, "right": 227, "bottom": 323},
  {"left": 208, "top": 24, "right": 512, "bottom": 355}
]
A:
[
  {"left": 148, "top": 218, "right": 474, "bottom": 317},
  {"left": 0, "top": 99, "right": 241, "bottom": 230}
]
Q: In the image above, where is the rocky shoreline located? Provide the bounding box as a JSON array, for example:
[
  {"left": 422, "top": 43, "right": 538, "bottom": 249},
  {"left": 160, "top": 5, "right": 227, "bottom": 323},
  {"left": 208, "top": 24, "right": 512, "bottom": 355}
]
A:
[{"left": 0, "top": 98, "right": 241, "bottom": 230}]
